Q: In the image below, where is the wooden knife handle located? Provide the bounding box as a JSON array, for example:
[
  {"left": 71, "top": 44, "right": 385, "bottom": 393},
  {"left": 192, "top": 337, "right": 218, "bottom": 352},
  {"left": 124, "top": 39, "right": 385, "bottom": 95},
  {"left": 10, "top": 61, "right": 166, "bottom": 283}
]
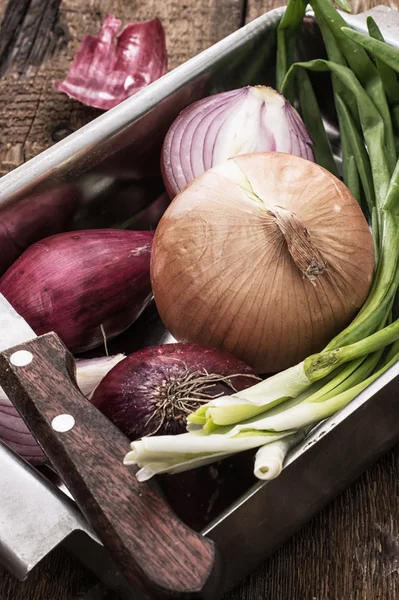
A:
[{"left": 0, "top": 333, "right": 223, "bottom": 599}]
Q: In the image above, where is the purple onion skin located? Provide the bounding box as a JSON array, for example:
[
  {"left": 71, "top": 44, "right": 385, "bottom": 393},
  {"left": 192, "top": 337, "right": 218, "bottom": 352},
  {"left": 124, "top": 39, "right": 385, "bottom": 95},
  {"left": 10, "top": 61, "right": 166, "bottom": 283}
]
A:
[
  {"left": 0, "top": 184, "right": 79, "bottom": 276},
  {"left": 91, "top": 342, "right": 257, "bottom": 439},
  {"left": 0, "top": 401, "right": 46, "bottom": 465},
  {"left": 0, "top": 229, "right": 154, "bottom": 353}
]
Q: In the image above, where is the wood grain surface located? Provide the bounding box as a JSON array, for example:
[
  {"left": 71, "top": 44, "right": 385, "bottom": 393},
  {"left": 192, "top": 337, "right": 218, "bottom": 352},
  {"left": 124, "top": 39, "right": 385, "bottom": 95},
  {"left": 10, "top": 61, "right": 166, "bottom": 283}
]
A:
[
  {"left": 0, "top": 0, "right": 245, "bottom": 174},
  {"left": 0, "top": 0, "right": 399, "bottom": 599}
]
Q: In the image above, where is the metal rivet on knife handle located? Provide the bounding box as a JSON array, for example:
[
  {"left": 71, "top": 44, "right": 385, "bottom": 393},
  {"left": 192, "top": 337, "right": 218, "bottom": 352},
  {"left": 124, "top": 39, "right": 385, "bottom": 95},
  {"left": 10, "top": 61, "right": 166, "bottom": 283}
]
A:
[
  {"left": 52, "top": 414, "right": 76, "bottom": 432},
  {"left": 10, "top": 350, "right": 33, "bottom": 366}
]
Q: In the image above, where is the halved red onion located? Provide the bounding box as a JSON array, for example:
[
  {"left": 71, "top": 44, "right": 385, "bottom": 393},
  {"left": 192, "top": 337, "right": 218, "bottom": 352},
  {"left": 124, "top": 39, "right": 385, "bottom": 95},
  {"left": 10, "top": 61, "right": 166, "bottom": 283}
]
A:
[
  {"left": 56, "top": 15, "right": 167, "bottom": 110},
  {"left": 161, "top": 85, "right": 314, "bottom": 197}
]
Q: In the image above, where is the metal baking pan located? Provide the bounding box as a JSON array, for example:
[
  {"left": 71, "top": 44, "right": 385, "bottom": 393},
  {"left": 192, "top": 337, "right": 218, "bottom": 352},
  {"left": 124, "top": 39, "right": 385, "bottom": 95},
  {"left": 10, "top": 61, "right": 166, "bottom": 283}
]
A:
[{"left": 1, "top": 4, "right": 399, "bottom": 597}]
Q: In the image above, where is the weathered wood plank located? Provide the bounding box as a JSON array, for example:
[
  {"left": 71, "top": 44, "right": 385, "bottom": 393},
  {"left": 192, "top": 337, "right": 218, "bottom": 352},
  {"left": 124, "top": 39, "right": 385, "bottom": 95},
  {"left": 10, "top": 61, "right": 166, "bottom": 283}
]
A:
[
  {"left": 226, "top": 450, "right": 399, "bottom": 600},
  {"left": 0, "top": 0, "right": 244, "bottom": 174}
]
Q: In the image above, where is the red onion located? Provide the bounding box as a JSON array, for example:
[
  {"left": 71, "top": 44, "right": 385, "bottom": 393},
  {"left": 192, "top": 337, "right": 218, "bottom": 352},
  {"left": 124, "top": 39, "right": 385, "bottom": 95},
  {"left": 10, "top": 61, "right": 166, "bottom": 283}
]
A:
[
  {"left": 56, "top": 15, "right": 167, "bottom": 110},
  {"left": 91, "top": 343, "right": 259, "bottom": 530},
  {"left": 0, "top": 355, "right": 125, "bottom": 464},
  {"left": 161, "top": 85, "right": 314, "bottom": 197},
  {"left": 0, "top": 184, "right": 79, "bottom": 276},
  {"left": 0, "top": 230, "right": 154, "bottom": 353},
  {"left": 91, "top": 343, "right": 259, "bottom": 439}
]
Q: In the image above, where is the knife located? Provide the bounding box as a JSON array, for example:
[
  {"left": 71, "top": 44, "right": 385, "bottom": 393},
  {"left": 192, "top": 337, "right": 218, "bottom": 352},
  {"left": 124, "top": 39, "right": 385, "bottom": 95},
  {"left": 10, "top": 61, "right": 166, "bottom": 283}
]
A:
[{"left": 0, "top": 293, "right": 222, "bottom": 599}]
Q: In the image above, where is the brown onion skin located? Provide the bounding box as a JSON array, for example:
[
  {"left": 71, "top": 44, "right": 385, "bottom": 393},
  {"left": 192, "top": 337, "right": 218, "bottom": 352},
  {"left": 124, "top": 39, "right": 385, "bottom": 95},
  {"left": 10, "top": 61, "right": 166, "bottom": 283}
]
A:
[
  {"left": 151, "top": 152, "right": 375, "bottom": 373},
  {"left": 91, "top": 343, "right": 257, "bottom": 439},
  {"left": 0, "top": 229, "right": 154, "bottom": 353},
  {"left": 0, "top": 184, "right": 79, "bottom": 276}
]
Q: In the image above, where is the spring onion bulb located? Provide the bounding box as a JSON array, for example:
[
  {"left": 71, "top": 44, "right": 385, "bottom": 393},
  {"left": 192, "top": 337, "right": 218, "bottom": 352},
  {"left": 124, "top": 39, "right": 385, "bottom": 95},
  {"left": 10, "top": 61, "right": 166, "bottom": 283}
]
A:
[
  {"left": 124, "top": 429, "right": 295, "bottom": 480},
  {"left": 161, "top": 85, "right": 314, "bottom": 197},
  {"left": 253, "top": 428, "right": 309, "bottom": 481}
]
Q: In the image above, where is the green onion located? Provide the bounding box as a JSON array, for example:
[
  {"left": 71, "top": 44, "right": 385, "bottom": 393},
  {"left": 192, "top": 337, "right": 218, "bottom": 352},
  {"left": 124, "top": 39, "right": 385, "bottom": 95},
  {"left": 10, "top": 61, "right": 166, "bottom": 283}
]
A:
[
  {"left": 341, "top": 26, "right": 399, "bottom": 75},
  {"left": 275, "top": 0, "right": 307, "bottom": 98},
  {"left": 334, "top": 95, "right": 374, "bottom": 216},
  {"left": 296, "top": 68, "right": 338, "bottom": 175}
]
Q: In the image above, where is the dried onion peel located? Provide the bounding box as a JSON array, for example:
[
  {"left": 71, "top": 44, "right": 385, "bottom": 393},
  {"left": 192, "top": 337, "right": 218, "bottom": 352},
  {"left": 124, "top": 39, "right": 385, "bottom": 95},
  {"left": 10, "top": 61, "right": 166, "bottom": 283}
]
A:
[{"left": 56, "top": 15, "right": 167, "bottom": 110}]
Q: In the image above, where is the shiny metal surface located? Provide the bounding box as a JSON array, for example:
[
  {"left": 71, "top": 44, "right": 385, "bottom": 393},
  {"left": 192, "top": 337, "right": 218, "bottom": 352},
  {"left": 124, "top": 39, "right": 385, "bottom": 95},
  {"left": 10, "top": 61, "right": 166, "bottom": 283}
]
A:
[
  {"left": 0, "top": 4, "right": 398, "bottom": 598},
  {"left": 0, "top": 436, "right": 135, "bottom": 599},
  {"left": 0, "top": 294, "right": 36, "bottom": 352},
  {"left": 343, "top": 4, "right": 399, "bottom": 42},
  {"left": 0, "top": 441, "right": 98, "bottom": 579},
  {"left": 206, "top": 361, "right": 399, "bottom": 592}
]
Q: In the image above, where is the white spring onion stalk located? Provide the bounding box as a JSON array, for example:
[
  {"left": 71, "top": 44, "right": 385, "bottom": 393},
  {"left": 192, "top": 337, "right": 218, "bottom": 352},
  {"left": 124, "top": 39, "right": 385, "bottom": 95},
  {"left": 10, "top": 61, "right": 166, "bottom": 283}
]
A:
[
  {"left": 188, "top": 313, "right": 399, "bottom": 433},
  {"left": 188, "top": 361, "right": 314, "bottom": 428},
  {"left": 253, "top": 428, "right": 310, "bottom": 481},
  {"left": 124, "top": 429, "right": 296, "bottom": 480},
  {"left": 123, "top": 343, "right": 399, "bottom": 478}
]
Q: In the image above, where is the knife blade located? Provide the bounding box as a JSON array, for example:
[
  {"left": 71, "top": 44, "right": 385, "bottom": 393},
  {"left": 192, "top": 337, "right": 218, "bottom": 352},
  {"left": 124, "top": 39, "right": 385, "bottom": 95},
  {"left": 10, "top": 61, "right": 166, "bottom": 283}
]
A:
[
  {"left": 0, "top": 442, "right": 139, "bottom": 600},
  {"left": 0, "top": 438, "right": 98, "bottom": 579},
  {"left": 0, "top": 294, "right": 37, "bottom": 350},
  {"left": 0, "top": 293, "right": 222, "bottom": 599}
]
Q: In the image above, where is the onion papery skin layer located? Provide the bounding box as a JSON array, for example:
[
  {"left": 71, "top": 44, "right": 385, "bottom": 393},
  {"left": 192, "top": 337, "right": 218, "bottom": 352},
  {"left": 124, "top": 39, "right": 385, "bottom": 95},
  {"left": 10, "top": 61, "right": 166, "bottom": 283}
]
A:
[
  {"left": 161, "top": 85, "right": 314, "bottom": 198},
  {"left": 151, "top": 152, "right": 375, "bottom": 373}
]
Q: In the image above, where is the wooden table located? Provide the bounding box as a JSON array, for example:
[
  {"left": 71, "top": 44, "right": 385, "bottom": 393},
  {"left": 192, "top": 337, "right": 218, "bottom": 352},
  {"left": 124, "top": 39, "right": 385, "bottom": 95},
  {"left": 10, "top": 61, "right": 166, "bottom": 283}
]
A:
[{"left": 0, "top": 0, "right": 399, "bottom": 598}]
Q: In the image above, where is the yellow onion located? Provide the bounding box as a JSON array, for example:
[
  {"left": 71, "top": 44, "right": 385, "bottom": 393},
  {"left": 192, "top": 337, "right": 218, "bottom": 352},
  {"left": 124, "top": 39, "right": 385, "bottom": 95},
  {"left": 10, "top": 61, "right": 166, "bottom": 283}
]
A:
[{"left": 151, "top": 152, "right": 375, "bottom": 373}]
